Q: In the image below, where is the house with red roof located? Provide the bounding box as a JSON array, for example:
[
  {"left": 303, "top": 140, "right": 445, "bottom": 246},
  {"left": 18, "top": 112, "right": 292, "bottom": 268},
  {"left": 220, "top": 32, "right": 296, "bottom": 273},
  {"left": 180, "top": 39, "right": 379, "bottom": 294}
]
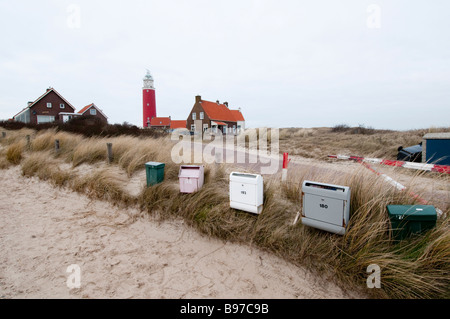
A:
[
  {"left": 77, "top": 103, "right": 108, "bottom": 123},
  {"left": 170, "top": 120, "right": 187, "bottom": 130},
  {"left": 186, "top": 95, "right": 245, "bottom": 135},
  {"left": 148, "top": 116, "right": 187, "bottom": 131},
  {"left": 150, "top": 116, "right": 171, "bottom": 129},
  {"left": 229, "top": 109, "right": 246, "bottom": 133}
]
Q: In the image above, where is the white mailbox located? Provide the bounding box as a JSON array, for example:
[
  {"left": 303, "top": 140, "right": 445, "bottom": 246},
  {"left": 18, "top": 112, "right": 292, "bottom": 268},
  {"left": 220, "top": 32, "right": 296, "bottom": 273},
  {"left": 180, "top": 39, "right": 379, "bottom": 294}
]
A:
[
  {"left": 301, "top": 181, "right": 351, "bottom": 235},
  {"left": 229, "top": 172, "right": 264, "bottom": 214}
]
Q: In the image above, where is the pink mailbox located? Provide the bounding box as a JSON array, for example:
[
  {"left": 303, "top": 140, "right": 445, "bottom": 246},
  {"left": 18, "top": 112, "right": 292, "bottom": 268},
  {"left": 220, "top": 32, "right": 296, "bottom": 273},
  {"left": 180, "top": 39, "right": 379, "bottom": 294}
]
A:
[{"left": 178, "top": 165, "right": 204, "bottom": 193}]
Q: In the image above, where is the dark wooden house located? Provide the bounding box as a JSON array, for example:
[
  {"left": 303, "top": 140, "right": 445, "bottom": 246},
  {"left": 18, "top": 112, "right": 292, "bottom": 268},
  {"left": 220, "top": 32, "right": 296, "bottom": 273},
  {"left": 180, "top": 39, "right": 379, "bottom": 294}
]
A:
[
  {"left": 77, "top": 103, "right": 108, "bottom": 123},
  {"left": 13, "top": 87, "right": 76, "bottom": 124}
]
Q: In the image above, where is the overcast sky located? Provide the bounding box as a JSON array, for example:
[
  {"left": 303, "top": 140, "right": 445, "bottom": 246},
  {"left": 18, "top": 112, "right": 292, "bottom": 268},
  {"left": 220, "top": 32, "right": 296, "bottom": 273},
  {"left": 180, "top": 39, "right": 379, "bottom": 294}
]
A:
[{"left": 1, "top": 0, "right": 449, "bottom": 130}]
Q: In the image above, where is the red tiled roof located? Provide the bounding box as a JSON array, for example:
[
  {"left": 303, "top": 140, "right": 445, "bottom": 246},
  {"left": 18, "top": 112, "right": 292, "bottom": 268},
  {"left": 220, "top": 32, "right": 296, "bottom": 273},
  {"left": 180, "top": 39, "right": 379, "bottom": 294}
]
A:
[
  {"left": 78, "top": 103, "right": 94, "bottom": 114},
  {"left": 201, "top": 100, "right": 236, "bottom": 122},
  {"left": 230, "top": 109, "right": 245, "bottom": 121},
  {"left": 200, "top": 100, "right": 245, "bottom": 123},
  {"left": 78, "top": 103, "right": 108, "bottom": 119},
  {"left": 170, "top": 120, "right": 186, "bottom": 129},
  {"left": 150, "top": 117, "right": 171, "bottom": 126}
]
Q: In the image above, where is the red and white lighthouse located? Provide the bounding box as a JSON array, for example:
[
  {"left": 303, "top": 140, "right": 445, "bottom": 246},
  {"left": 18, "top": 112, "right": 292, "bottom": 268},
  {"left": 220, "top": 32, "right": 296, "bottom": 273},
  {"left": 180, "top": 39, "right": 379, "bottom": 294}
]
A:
[{"left": 143, "top": 70, "right": 156, "bottom": 127}]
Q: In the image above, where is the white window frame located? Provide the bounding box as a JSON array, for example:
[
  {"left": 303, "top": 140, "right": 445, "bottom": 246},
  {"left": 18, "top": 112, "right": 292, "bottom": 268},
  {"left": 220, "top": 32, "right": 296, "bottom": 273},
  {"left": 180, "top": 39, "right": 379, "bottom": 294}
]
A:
[
  {"left": 191, "top": 124, "right": 196, "bottom": 131},
  {"left": 200, "top": 112, "right": 204, "bottom": 120},
  {"left": 46, "top": 102, "right": 52, "bottom": 108},
  {"left": 60, "top": 103, "right": 65, "bottom": 109},
  {"left": 36, "top": 115, "right": 55, "bottom": 124},
  {"left": 192, "top": 112, "right": 196, "bottom": 120},
  {"left": 90, "top": 108, "right": 97, "bottom": 115},
  {"left": 203, "top": 123, "right": 208, "bottom": 132}
]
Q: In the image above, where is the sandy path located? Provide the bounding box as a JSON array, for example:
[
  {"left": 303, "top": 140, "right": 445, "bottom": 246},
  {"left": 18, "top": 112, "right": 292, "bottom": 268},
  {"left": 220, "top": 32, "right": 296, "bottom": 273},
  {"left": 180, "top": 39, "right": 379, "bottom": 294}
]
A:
[{"left": 0, "top": 167, "right": 361, "bottom": 299}]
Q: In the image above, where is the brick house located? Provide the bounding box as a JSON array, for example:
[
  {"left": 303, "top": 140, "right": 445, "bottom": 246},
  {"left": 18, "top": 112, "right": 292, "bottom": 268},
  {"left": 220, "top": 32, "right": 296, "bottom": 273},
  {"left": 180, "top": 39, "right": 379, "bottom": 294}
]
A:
[
  {"left": 77, "top": 103, "right": 108, "bottom": 123},
  {"left": 13, "top": 87, "right": 76, "bottom": 124},
  {"left": 150, "top": 116, "right": 171, "bottom": 129},
  {"left": 229, "top": 109, "right": 245, "bottom": 134},
  {"left": 186, "top": 95, "right": 245, "bottom": 135},
  {"left": 148, "top": 117, "right": 187, "bottom": 131},
  {"left": 170, "top": 120, "right": 187, "bottom": 130},
  {"left": 13, "top": 88, "right": 108, "bottom": 125}
]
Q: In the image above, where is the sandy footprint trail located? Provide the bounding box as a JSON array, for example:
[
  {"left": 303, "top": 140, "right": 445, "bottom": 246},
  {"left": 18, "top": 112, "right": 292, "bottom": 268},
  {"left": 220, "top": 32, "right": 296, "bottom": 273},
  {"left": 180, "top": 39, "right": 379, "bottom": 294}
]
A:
[{"left": 0, "top": 167, "right": 361, "bottom": 299}]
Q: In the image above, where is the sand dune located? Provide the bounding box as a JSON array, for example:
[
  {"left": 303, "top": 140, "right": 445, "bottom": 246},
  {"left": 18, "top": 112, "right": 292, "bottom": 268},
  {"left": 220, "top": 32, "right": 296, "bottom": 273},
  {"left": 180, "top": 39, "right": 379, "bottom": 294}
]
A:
[{"left": 0, "top": 166, "right": 361, "bottom": 299}]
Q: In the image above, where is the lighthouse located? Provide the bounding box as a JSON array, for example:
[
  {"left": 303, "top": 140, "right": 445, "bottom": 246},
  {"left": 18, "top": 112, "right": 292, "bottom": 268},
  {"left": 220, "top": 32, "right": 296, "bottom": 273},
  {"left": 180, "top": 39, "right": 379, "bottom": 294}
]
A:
[{"left": 142, "top": 70, "right": 156, "bottom": 127}]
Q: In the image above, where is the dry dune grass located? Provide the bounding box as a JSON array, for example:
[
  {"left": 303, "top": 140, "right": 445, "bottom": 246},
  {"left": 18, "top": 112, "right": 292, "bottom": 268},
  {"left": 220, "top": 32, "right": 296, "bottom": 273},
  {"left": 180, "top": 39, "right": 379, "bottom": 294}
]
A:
[
  {"left": 31, "top": 128, "right": 83, "bottom": 160},
  {"left": 115, "top": 137, "right": 177, "bottom": 177},
  {"left": 278, "top": 166, "right": 449, "bottom": 298},
  {"left": 21, "top": 151, "right": 74, "bottom": 187},
  {"left": 6, "top": 140, "right": 26, "bottom": 165},
  {"left": 21, "top": 130, "right": 178, "bottom": 177},
  {"left": 0, "top": 148, "right": 10, "bottom": 169},
  {"left": 0, "top": 127, "right": 35, "bottom": 146},
  {"left": 72, "top": 168, "right": 135, "bottom": 206},
  {"left": 72, "top": 137, "right": 108, "bottom": 167},
  {"left": 1, "top": 128, "right": 33, "bottom": 164},
  {"left": 279, "top": 126, "right": 450, "bottom": 160},
  {"left": 1, "top": 128, "right": 449, "bottom": 299}
]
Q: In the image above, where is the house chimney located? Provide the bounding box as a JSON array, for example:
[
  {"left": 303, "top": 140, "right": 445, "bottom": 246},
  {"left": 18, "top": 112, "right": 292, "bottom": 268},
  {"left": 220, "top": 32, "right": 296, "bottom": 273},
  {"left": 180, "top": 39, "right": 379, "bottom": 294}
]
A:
[
  {"left": 46, "top": 87, "right": 52, "bottom": 92},
  {"left": 195, "top": 95, "right": 202, "bottom": 103},
  {"left": 27, "top": 101, "right": 33, "bottom": 107},
  {"left": 224, "top": 102, "right": 228, "bottom": 107},
  {"left": 216, "top": 100, "right": 220, "bottom": 104}
]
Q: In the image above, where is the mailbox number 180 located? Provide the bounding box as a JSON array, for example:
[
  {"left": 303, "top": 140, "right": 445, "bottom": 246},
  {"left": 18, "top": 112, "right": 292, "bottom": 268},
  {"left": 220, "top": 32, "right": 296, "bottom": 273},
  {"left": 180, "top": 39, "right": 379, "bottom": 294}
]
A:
[{"left": 319, "top": 204, "right": 328, "bottom": 209}]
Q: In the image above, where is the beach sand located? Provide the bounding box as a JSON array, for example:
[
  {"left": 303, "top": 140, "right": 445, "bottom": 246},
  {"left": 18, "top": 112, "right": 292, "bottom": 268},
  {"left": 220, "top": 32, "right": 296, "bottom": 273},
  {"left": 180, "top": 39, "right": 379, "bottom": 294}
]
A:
[{"left": 0, "top": 166, "right": 361, "bottom": 299}]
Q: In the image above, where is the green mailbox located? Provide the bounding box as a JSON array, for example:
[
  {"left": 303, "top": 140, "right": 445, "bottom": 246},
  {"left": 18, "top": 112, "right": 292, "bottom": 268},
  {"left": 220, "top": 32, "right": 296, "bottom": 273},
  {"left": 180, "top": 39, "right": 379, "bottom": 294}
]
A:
[
  {"left": 386, "top": 205, "right": 437, "bottom": 240},
  {"left": 145, "top": 161, "right": 165, "bottom": 186}
]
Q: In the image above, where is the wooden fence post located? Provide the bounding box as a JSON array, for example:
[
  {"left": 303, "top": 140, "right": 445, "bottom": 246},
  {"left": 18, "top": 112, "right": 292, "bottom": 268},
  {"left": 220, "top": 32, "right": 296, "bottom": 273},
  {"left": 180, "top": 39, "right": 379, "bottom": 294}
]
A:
[
  {"left": 107, "top": 143, "right": 113, "bottom": 164},
  {"left": 1, "top": 132, "right": 5, "bottom": 138},
  {"left": 55, "top": 139, "right": 60, "bottom": 153},
  {"left": 26, "top": 135, "right": 31, "bottom": 150}
]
